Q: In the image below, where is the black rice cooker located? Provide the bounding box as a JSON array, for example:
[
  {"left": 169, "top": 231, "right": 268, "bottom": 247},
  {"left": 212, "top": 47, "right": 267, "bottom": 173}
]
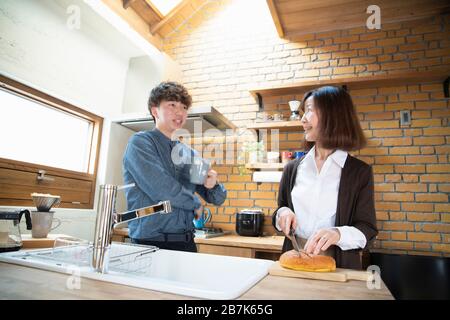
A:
[{"left": 235, "top": 209, "right": 264, "bottom": 237}]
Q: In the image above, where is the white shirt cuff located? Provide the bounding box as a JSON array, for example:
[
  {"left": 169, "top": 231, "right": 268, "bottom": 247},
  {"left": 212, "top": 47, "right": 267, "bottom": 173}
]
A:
[
  {"left": 335, "top": 226, "right": 367, "bottom": 251},
  {"left": 275, "top": 207, "right": 291, "bottom": 232}
]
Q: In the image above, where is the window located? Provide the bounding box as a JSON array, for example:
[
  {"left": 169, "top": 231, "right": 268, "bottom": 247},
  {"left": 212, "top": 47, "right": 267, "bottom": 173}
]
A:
[
  {"left": 0, "top": 75, "right": 103, "bottom": 209},
  {"left": 149, "top": 0, "right": 182, "bottom": 16}
]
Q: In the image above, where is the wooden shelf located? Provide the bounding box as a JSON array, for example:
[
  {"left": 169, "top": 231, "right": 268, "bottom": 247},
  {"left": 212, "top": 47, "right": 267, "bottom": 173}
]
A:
[
  {"left": 249, "top": 70, "right": 450, "bottom": 98},
  {"left": 246, "top": 120, "right": 303, "bottom": 132},
  {"left": 245, "top": 163, "right": 285, "bottom": 170}
]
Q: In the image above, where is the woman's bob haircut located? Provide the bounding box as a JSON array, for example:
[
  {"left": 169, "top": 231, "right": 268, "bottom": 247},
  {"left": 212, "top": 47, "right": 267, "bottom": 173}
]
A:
[{"left": 301, "top": 86, "right": 367, "bottom": 151}]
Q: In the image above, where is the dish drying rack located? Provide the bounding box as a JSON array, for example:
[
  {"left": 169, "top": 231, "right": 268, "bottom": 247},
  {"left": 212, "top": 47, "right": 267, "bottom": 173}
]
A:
[{"left": 18, "top": 242, "right": 158, "bottom": 275}]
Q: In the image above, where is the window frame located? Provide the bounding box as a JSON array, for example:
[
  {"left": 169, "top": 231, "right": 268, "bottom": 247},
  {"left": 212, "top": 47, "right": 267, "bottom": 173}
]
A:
[{"left": 0, "top": 74, "right": 103, "bottom": 209}]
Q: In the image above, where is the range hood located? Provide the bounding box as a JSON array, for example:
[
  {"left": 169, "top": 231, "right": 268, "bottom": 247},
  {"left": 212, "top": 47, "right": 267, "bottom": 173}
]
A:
[{"left": 114, "top": 106, "right": 236, "bottom": 133}]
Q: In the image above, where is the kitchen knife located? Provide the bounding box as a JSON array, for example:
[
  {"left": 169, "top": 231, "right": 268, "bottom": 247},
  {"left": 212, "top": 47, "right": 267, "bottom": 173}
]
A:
[
  {"left": 289, "top": 228, "right": 302, "bottom": 254},
  {"left": 289, "top": 228, "right": 313, "bottom": 258}
]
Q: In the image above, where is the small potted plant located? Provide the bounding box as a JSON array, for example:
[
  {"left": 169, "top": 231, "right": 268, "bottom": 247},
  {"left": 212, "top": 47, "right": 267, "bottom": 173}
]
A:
[{"left": 237, "top": 140, "right": 265, "bottom": 175}]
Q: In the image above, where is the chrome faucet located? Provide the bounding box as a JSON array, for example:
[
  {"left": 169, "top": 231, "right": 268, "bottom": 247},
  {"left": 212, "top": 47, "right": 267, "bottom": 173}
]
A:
[{"left": 91, "top": 183, "right": 172, "bottom": 273}]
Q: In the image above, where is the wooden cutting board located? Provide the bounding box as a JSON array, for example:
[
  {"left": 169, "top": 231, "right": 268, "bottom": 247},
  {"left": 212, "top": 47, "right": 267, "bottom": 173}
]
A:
[
  {"left": 269, "top": 261, "right": 370, "bottom": 282},
  {"left": 21, "top": 234, "right": 70, "bottom": 249}
]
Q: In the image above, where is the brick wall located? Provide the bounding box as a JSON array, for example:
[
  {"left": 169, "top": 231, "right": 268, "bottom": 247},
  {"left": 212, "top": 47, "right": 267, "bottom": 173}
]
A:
[{"left": 163, "top": 0, "right": 450, "bottom": 256}]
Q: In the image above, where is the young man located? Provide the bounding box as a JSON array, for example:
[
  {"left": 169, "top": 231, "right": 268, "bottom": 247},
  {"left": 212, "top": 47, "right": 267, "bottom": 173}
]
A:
[{"left": 122, "top": 81, "right": 227, "bottom": 252}]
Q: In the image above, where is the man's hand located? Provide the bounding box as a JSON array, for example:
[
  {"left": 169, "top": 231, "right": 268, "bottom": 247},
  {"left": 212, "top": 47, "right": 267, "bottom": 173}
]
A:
[
  {"left": 304, "top": 228, "right": 341, "bottom": 255},
  {"left": 204, "top": 169, "right": 218, "bottom": 189},
  {"left": 278, "top": 208, "right": 297, "bottom": 236}
]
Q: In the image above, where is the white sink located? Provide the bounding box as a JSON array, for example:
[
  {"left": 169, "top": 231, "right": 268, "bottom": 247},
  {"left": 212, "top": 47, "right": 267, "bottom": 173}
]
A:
[{"left": 0, "top": 242, "right": 274, "bottom": 299}]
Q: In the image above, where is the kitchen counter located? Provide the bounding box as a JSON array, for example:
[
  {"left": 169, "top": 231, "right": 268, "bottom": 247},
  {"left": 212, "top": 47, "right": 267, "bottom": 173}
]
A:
[
  {"left": 0, "top": 262, "right": 393, "bottom": 299},
  {"left": 112, "top": 229, "right": 284, "bottom": 259},
  {"left": 195, "top": 234, "right": 284, "bottom": 259}
]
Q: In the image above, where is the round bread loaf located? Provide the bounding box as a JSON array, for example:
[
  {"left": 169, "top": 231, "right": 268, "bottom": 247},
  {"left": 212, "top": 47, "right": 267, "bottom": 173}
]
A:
[{"left": 279, "top": 250, "right": 336, "bottom": 272}]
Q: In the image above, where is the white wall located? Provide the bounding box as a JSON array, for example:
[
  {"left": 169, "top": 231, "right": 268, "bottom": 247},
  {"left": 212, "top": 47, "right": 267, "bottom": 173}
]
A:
[{"left": 0, "top": 0, "right": 180, "bottom": 240}]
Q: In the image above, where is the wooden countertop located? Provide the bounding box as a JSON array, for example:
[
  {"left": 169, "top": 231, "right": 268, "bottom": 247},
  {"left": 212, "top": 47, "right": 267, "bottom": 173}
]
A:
[
  {"left": 194, "top": 234, "right": 284, "bottom": 251},
  {"left": 0, "top": 262, "right": 393, "bottom": 300},
  {"left": 113, "top": 228, "right": 284, "bottom": 251}
]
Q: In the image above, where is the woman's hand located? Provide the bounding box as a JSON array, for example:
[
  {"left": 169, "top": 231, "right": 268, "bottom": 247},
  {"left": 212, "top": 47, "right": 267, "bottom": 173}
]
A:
[
  {"left": 304, "top": 228, "right": 341, "bottom": 255},
  {"left": 204, "top": 169, "right": 218, "bottom": 189},
  {"left": 278, "top": 208, "right": 297, "bottom": 236}
]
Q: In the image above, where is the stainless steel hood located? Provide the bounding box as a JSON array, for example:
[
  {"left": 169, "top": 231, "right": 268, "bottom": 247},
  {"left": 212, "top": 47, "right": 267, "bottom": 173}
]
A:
[{"left": 114, "top": 106, "right": 236, "bottom": 133}]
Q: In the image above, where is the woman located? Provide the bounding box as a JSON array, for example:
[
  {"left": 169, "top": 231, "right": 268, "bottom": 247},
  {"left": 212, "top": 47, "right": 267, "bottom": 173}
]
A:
[{"left": 272, "top": 86, "right": 377, "bottom": 270}]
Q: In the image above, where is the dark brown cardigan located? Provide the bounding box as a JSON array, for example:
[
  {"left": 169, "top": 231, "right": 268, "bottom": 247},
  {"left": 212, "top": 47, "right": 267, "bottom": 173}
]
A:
[{"left": 272, "top": 154, "right": 378, "bottom": 270}]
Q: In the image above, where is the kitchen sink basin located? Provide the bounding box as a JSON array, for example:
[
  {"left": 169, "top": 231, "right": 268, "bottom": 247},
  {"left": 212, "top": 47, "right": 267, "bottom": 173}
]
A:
[{"left": 0, "top": 242, "right": 273, "bottom": 299}]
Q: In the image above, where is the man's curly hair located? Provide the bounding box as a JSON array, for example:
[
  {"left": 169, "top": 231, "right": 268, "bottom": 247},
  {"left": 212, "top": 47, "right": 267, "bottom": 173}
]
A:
[{"left": 148, "top": 82, "right": 192, "bottom": 120}]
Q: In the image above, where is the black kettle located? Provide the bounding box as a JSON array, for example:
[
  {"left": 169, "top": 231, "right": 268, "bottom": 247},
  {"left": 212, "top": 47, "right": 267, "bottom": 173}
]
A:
[{"left": 0, "top": 209, "right": 32, "bottom": 252}]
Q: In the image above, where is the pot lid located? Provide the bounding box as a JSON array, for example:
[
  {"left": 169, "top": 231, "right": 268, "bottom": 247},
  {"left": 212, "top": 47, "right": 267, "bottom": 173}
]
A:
[{"left": 239, "top": 209, "right": 263, "bottom": 214}]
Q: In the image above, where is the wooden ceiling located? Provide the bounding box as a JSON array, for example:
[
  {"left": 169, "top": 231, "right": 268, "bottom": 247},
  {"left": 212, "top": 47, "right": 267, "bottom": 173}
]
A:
[
  {"left": 267, "top": 0, "right": 450, "bottom": 39},
  {"left": 122, "top": 0, "right": 200, "bottom": 36}
]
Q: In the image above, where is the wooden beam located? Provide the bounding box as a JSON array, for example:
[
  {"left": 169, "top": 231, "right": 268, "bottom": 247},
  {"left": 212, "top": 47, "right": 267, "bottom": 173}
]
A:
[
  {"left": 143, "top": 0, "right": 164, "bottom": 19},
  {"left": 150, "top": 0, "right": 191, "bottom": 34},
  {"left": 266, "top": 0, "right": 284, "bottom": 38},
  {"left": 122, "top": 0, "right": 137, "bottom": 9},
  {"left": 101, "top": 0, "right": 163, "bottom": 51}
]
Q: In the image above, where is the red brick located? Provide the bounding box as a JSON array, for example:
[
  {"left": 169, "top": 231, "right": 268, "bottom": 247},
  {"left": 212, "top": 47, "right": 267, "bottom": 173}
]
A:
[
  {"left": 250, "top": 191, "right": 275, "bottom": 199},
  {"left": 391, "top": 232, "right": 407, "bottom": 241},
  {"left": 402, "top": 202, "right": 434, "bottom": 212},
  {"left": 415, "top": 101, "right": 448, "bottom": 110},
  {"left": 426, "top": 164, "right": 450, "bottom": 173},
  {"left": 372, "top": 129, "right": 402, "bottom": 137},
  {"left": 376, "top": 202, "right": 401, "bottom": 211},
  {"left": 229, "top": 199, "right": 254, "bottom": 207},
  {"left": 420, "top": 174, "right": 450, "bottom": 183},
  {"left": 398, "top": 93, "right": 429, "bottom": 101},
  {"left": 381, "top": 61, "right": 409, "bottom": 70},
  {"left": 376, "top": 211, "right": 389, "bottom": 221},
  {"left": 376, "top": 231, "right": 390, "bottom": 240},
  {"left": 383, "top": 193, "right": 414, "bottom": 202},
  {"left": 390, "top": 212, "right": 406, "bottom": 220},
  {"left": 421, "top": 224, "right": 450, "bottom": 233},
  {"left": 381, "top": 137, "right": 412, "bottom": 146},
  {"left": 375, "top": 156, "right": 405, "bottom": 164},
  {"left": 413, "top": 137, "right": 445, "bottom": 145},
  {"left": 382, "top": 241, "right": 414, "bottom": 250},
  {"left": 375, "top": 183, "right": 395, "bottom": 192},
  {"left": 438, "top": 185, "right": 450, "bottom": 192},
  {"left": 254, "top": 199, "right": 277, "bottom": 208},
  {"left": 407, "top": 232, "right": 441, "bottom": 242},
  {"left": 389, "top": 147, "right": 420, "bottom": 155},
  {"left": 410, "top": 119, "right": 442, "bottom": 128},
  {"left": 373, "top": 165, "right": 394, "bottom": 173},
  {"left": 406, "top": 213, "right": 440, "bottom": 222},
  {"left": 405, "top": 155, "right": 438, "bottom": 164},
  {"left": 396, "top": 183, "right": 427, "bottom": 192},
  {"left": 402, "top": 175, "right": 419, "bottom": 183},
  {"left": 377, "top": 37, "right": 405, "bottom": 46},
  {"left": 415, "top": 193, "right": 448, "bottom": 202},
  {"left": 432, "top": 244, "right": 450, "bottom": 253},
  {"left": 423, "top": 127, "right": 450, "bottom": 136},
  {"left": 435, "top": 204, "right": 450, "bottom": 213},
  {"left": 385, "top": 174, "right": 402, "bottom": 182},
  {"left": 359, "top": 148, "right": 389, "bottom": 155}
]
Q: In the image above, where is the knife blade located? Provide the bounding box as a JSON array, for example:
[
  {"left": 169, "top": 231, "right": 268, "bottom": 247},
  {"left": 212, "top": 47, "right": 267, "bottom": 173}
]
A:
[
  {"left": 289, "top": 228, "right": 313, "bottom": 258},
  {"left": 289, "top": 228, "right": 302, "bottom": 254}
]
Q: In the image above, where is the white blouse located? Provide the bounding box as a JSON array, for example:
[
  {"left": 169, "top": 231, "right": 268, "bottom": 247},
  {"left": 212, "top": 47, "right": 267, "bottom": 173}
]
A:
[{"left": 277, "top": 146, "right": 367, "bottom": 251}]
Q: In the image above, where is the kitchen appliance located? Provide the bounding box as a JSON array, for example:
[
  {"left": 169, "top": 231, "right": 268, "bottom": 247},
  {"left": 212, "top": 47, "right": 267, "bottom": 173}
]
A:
[
  {"left": 0, "top": 209, "right": 32, "bottom": 252},
  {"left": 235, "top": 209, "right": 264, "bottom": 237}
]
